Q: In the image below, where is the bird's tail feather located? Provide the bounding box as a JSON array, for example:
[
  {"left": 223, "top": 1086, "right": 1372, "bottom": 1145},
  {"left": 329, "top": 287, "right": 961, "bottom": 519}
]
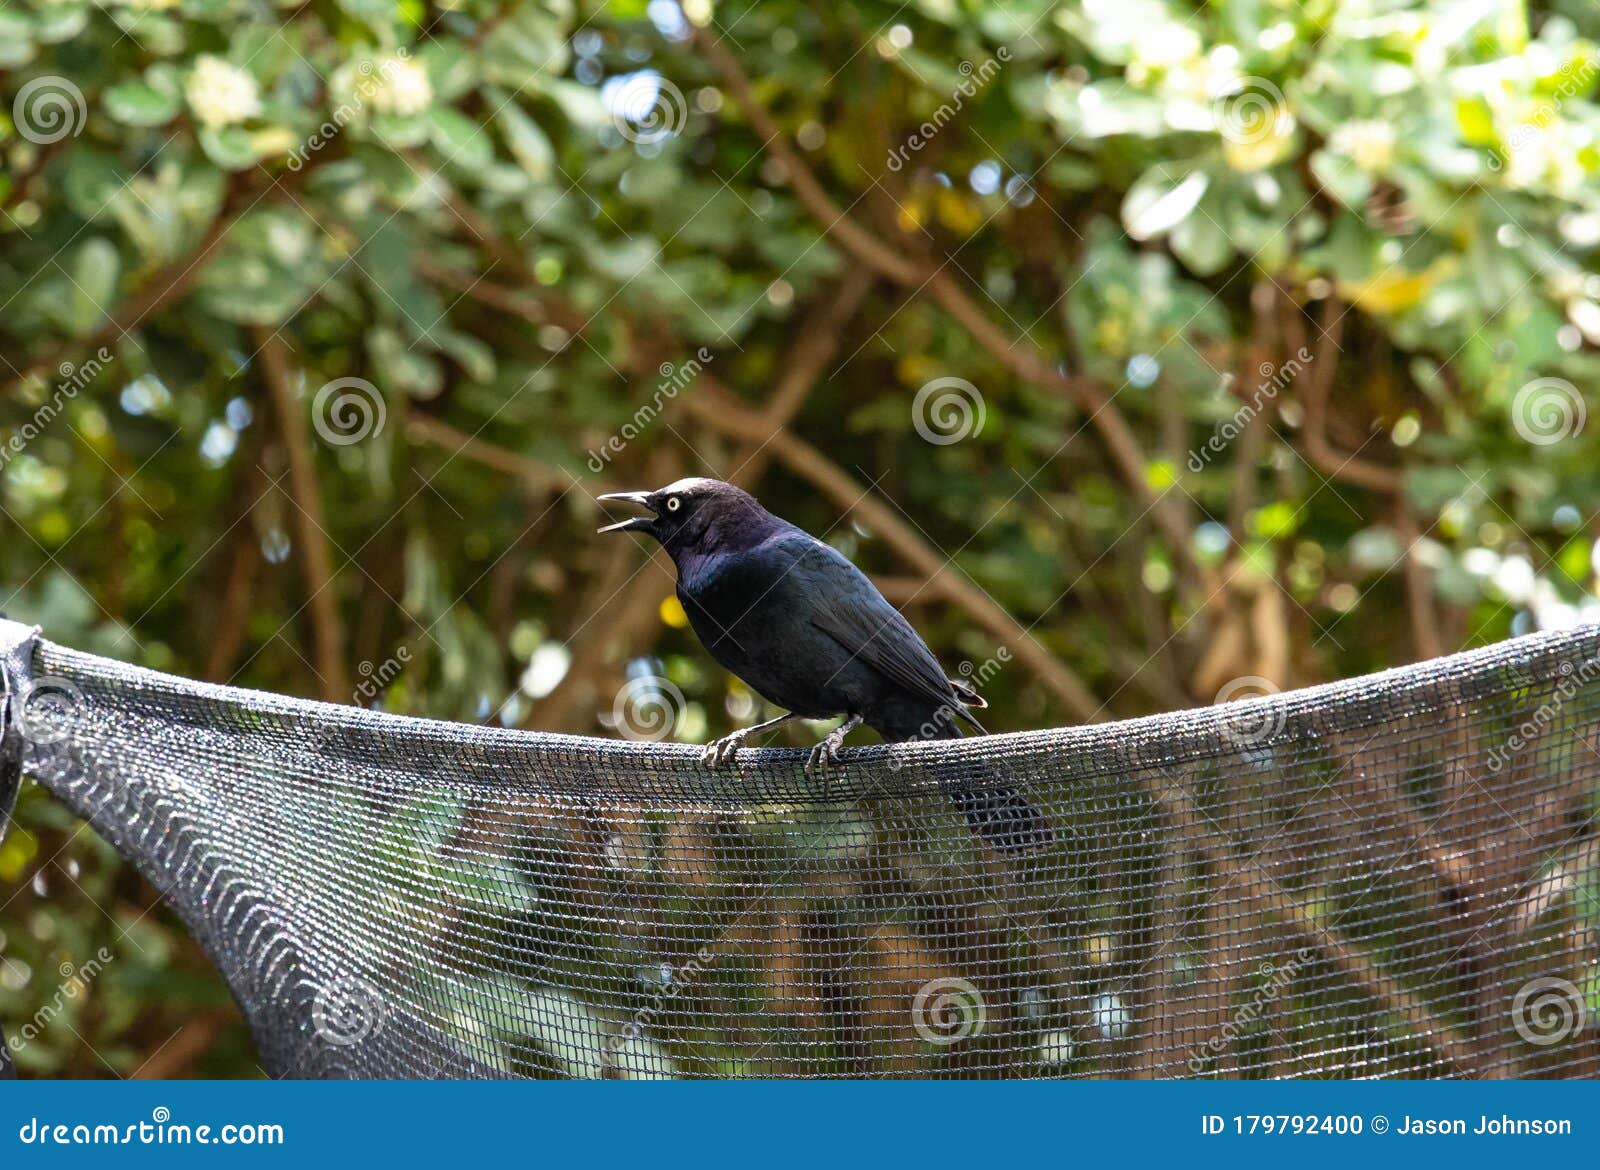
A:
[
  {"left": 897, "top": 709, "right": 1054, "bottom": 855},
  {"left": 947, "top": 780, "right": 1055, "bottom": 855},
  {"left": 948, "top": 678, "right": 987, "bottom": 709}
]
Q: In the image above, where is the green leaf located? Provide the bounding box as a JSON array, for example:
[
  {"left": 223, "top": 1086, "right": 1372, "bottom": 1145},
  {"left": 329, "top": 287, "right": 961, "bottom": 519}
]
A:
[
  {"left": 198, "top": 126, "right": 261, "bottom": 171},
  {"left": 427, "top": 106, "right": 493, "bottom": 173},
  {"left": 193, "top": 208, "right": 328, "bottom": 325},
  {"left": 494, "top": 98, "right": 555, "bottom": 183},
  {"left": 337, "top": 0, "right": 394, "bottom": 20},
  {"left": 104, "top": 82, "right": 180, "bottom": 128},
  {"left": 1309, "top": 149, "right": 1372, "bottom": 211},
  {"left": 369, "top": 326, "right": 445, "bottom": 399},
  {"left": 1170, "top": 204, "right": 1233, "bottom": 276},
  {"left": 0, "top": 13, "right": 34, "bottom": 67},
  {"left": 1122, "top": 168, "right": 1209, "bottom": 241},
  {"left": 33, "top": 4, "right": 89, "bottom": 43},
  {"left": 369, "top": 112, "right": 432, "bottom": 149},
  {"left": 434, "top": 328, "right": 497, "bottom": 383},
  {"left": 69, "top": 238, "right": 120, "bottom": 336}
]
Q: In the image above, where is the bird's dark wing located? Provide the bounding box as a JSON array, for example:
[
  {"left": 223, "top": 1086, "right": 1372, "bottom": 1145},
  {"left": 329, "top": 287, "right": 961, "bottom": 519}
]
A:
[{"left": 805, "top": 573, "right": 985, "bottom": 733}]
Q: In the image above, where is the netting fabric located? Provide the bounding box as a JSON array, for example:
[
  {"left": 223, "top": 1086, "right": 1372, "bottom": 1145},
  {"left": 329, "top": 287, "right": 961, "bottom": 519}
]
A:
[{"left": 1, "top": 617, "right": 1596, "bottom": 1079}]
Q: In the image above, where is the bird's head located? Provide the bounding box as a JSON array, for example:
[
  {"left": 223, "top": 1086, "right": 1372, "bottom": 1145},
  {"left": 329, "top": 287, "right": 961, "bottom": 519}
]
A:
[{"left": 597, "top": 477, "right": 772, "bottom": 554}]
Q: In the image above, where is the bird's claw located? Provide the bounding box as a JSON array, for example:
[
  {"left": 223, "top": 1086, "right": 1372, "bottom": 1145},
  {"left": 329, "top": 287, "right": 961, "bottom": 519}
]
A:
[
  {"left": 803, "top": 733, "right": 845, "bottom": 780},
  {"left": 699, "top": 730, "right": 749, "bottom": 769}
]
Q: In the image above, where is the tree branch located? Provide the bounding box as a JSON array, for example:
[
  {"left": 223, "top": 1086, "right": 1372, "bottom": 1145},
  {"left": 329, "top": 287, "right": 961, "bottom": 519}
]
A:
[
  {"left": 691, "top": 23, "right": 1198, "bottom": 571},
  {"left": 1286, "top": 297, "right": 1403, "bottom": 494},
  {"left": 1395, "top": 502, "right": 1445, "bottom": 661},
  {"left": 405, "top": 410, "right": 598, "bottom": 494},
  {"left": 2, "top": 167, "right": 313, "bottom": 401},
  {"left": 728, "top": 266, "right": 875, "bottom": 489},
  {"left": 256, "top": 330, "right": 350, "bottom": 702}
]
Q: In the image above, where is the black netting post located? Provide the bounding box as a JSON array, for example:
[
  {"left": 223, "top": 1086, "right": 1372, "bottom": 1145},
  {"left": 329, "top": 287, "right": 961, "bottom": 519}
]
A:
[{"left": 0, "top": 616, "right": 40, "bottom": 1079}]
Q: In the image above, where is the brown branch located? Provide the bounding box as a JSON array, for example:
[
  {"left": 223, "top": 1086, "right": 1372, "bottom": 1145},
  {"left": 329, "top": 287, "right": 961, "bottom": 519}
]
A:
[
  {"left": 534, "top": 447, "right": 688, "bottom": 733},
  {"left": 685, "top": 377, "right": 1103, "bottom": 721},
  {"left": 1227, "top": 285, "right": 1278, "bottom": 541},
  {"left": 1287, "top": 298, "right": 1403, "bottom": 493},
  {"left": 728, "top": 266, "right": 875, "bottom": 489},
  {"left": 2, "top": 207, "right": 240, "bottom": 400},
  {"left": 206, "top": 539, "right": 259, "bottom": 683},
  {"left": 132, "top": 1013, "right": 226, "bottom": 1079},
  {"left": 0, "top": 166, "right": 320, "bottom": 401},
  {"left": 412, "top": 254, "right": 589, "bottom": 336},
  {"left": 435, "top": 193, "right": 590, "bottom": 334},
  {"left": 1394, "top": 502, "right": 1445, "bottom": 661},
  {"left": 692, "top": 23, "right": 1198, "bottom": 572},
  {"left": 0, "top": 135, "right": 72, "bottom": 215},
  {"left": 690, "top": 29, "right": 921, "bottom": 285},
  {"left": 1152, "top": 772, "right": 1485, "bottom": 1077},
  {"left": 405, "top": 410, "right": 598, "bottom": 494},
  {"left": 256, "top": 330, "right": 349, "bottom": 702}
]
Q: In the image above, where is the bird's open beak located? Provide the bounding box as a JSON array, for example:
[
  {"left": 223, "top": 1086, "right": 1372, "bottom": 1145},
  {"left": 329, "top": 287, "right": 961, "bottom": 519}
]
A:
[{"left": 596, "top": 491, "right": 657, "bottom": 534}]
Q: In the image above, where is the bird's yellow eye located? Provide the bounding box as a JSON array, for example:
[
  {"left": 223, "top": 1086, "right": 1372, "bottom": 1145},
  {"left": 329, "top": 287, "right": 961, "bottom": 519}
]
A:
[{"left": 666, "top": 496, "right": 682, "bottom": 512}]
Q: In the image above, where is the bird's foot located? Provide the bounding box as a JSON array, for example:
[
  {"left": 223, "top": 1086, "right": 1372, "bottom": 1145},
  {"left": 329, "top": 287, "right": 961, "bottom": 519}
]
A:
[
  {"left": 803, "top": 736, "right": 843, "bottom": 779},
  {"left": 699, "top": 729, "right": 752, "bottom": 768},
  {"left": 803, "top": 714, "right": 862, "bottom": 785}
]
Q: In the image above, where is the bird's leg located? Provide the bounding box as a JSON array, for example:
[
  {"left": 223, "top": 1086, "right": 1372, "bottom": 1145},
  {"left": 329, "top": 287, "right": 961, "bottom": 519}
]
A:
[
  {"left": 700, "top": 712, "right": 800, "bottom": 768},
  {"left": 804, "top": 713, "right": 863, "bottom": 785}
]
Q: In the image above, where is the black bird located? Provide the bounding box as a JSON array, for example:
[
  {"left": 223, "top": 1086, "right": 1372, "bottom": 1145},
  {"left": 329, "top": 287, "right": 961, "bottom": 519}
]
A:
[{"left": 598, "top": 478, "right": 1053, "bottom": 854}]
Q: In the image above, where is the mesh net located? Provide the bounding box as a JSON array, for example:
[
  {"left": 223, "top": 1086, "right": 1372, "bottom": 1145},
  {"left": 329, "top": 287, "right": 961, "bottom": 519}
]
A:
[{"left": 3, "top": 617, "right": 1598, "bottom": 1079}]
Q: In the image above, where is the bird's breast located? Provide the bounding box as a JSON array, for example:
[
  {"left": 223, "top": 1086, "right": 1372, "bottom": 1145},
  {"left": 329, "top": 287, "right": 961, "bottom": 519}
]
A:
[{"left": 673, "top": 559, "right": 853, "bottom": 719}]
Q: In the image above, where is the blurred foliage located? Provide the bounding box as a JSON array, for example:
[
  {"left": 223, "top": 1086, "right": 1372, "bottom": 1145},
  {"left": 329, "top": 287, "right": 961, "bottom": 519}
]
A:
[{"left": 1, "top": 0, "right": 1599, "bottom": 1075}]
